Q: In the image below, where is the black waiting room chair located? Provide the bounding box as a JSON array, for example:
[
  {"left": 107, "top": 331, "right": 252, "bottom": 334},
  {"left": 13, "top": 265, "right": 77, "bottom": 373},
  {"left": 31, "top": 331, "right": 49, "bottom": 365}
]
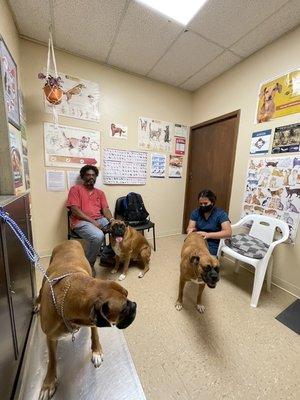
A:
[{"left": 114, "top": 196, "right": 156, "bottom": 251}]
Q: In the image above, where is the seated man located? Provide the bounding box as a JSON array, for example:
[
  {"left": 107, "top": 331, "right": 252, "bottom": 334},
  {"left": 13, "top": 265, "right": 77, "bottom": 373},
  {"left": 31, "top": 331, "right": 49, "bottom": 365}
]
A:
[{"left": 66, "top": 164, "right": 114, "bottom": 275}]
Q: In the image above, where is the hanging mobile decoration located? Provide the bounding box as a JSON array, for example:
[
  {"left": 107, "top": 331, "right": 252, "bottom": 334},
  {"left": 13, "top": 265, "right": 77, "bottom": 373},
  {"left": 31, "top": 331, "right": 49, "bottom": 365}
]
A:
[{"left": 38, "top": 29, "right": 63, "bottom": 124}]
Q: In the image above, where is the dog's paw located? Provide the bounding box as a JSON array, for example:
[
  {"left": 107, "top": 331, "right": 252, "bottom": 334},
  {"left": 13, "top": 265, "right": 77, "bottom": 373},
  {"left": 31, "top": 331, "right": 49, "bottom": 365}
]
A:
[
  {"left": 38, "top": 380, "right": 57, "bottom": 400},
  {"left": 118, "top": 273, "right": 126, "bottom": 281},
  {"left": 175, "top": 302, "right": 183, "bottom": 311},
  {"left": 196, "top": 304, "right": 205, "bottom": 313},
  {"left": 91, "top": 352, "right": 103, "bottom": 368},
  {"left": 33, "top": 303, "right": 40, "bottom": 314},
  {"left": 110, "top": 269, "right": 118, "bottom": 274}
]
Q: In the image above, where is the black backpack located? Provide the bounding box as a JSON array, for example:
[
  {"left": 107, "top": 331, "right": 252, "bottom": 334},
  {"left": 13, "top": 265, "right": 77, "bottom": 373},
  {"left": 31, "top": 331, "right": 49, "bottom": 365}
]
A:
[{"left": 121, "top": 192, "right": 149, "bottom": 226}]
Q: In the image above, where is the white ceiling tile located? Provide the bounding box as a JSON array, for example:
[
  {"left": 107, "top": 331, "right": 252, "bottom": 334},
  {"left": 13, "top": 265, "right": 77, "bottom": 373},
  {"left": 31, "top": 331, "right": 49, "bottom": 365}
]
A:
[
  {"left": 8, "top": 0, "right": 50, "bottom": 43},
  {"left": 231, "top": 0, "right": 300, "bottom": 57},
  {"left": 107, "top": 1, "right": 183, "bottom": 75},
  {"left": 188, "top": 0, "right": 288, "bottom": 47},
  {"left": 180, "top": 51, "right": 241, "bottom": 91},
  {"left": 53, "top": 0, "right": 127, "bottom": 61},
  {"left": 148, "top": 30, "right": 223, "bottom": 86}
]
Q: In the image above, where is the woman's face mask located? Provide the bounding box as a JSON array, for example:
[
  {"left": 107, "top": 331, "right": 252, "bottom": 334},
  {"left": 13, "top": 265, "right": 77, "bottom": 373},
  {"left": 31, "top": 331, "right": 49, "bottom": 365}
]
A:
[{"left": 198, "top": 198, "right": 214, "bottom": 213}]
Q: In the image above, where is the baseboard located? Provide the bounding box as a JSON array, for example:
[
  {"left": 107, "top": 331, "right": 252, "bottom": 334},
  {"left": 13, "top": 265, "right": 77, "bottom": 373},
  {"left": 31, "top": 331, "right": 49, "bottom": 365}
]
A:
[{"left": 222, "top": 255, "right": 300, "bottom": 299}]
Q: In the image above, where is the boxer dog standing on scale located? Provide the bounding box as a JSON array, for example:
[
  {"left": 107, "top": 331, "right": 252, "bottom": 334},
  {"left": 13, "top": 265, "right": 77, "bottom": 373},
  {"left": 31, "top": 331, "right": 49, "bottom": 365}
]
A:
[
  {"left": 175, "top": 232, "right": 220, "bottom": 313},
  {"left": 35, "top": 240, "right": 137, "bottom": 400}
]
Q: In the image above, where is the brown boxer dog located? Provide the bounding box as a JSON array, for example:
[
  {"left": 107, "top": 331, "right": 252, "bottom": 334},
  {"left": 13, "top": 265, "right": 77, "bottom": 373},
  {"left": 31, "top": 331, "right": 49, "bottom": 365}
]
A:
[
  {"left": 175, "top": 232, "right": 220, "bottom": 313},
  {"left": 109, "top": 219, "right": 151, "bottom": 281},
  {"left": 35, "top": 240, "right": 136, "bottom": 400}
]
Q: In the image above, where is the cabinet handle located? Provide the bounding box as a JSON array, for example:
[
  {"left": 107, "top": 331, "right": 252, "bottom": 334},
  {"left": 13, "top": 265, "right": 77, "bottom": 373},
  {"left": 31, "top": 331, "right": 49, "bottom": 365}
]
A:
[{"left": 11, "top": 290, "right": 16, "bottom": 294}]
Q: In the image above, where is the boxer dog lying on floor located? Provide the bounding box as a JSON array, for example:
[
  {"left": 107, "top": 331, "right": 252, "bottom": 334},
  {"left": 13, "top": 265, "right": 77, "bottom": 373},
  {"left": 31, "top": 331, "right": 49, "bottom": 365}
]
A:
[
  {"left": 109, "top": 219, "right": 151, "bottom": 281},
  {"left": 175, "top": 232, "right": 220, "bottom": 313},
  {"left": 35, "top": 240, "right": 136, "bottom": 400}
]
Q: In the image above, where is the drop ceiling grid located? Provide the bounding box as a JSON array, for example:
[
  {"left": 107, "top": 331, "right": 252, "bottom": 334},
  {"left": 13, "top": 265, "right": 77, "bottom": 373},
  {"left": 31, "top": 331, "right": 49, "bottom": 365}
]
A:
[
  {"left": 230, "top": 0, "right": 300, "bottom": 57},
  {"left": 53, "top": 0, "right": 128, "bottom": 62},
  {"left": 180, "top": 50, "right": 242, "bottom": 91},
  {"left": 187, "top": 0, "right": 290, "bottom": 47},
  {"left": 148, "top": 30, "right": 224, "bottom": 86},
  {"left": 8, "top": 0, "right": 50, "bottom": 43},
  {"left": 107, "top": 1, "right": 183, "bottom": 75}
]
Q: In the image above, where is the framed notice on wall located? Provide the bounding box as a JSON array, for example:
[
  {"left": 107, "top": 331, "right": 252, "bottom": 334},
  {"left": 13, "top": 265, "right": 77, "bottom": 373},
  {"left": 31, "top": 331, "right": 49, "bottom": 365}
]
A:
[{"left": 0, "top": 37, "right": 20, "bottom": 129}]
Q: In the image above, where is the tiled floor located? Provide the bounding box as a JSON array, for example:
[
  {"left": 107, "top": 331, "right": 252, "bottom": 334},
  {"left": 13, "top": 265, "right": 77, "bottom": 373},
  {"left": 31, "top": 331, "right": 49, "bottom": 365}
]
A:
[{"left": 38, "top": 235, "right": 300, "bottom": 400}]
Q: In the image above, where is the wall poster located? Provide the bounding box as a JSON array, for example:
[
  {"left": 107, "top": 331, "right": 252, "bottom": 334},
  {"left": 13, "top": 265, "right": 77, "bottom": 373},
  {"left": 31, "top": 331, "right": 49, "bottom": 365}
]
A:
[
  {"left": 44, "top": 123, "right": 100, "bottom": 168},
  {"left": 0, "top": 37, "right": 20, "bottom": 129},
  {"left": 250, "top": 129, "right": 272, "bottom": 154},
  {"left": 256, "top": 69, "right": 300, "bottom": 123},
  {"left": 103, "top": 148, "right": 147, "bottom": 185},
  {"left": 45, "top": 72, "right": 100, "bottom": 122},
  {"left": 138, "top": 116, "right": 173, "bottom": 152},
  {"left": 271, "top": 123, "right": 300, "bottom": 154},
  {"left": 242, "top": 156, "right": 300, "bottom": 241},
  {"left": 150, "top": 153, "right": 166, "bottom": 178}
]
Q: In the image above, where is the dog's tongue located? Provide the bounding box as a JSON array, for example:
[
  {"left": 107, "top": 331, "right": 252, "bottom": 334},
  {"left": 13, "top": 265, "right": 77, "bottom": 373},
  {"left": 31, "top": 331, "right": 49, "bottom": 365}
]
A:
[{"left": 116, "top": 237, "right": 123, "bottom": 243}]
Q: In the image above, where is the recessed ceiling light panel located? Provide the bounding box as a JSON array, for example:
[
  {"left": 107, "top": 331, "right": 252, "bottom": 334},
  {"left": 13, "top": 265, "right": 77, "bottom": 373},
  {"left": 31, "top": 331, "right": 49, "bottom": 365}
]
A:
[{"left": 136, "top": 0, "right": 208, "bottom": 25}]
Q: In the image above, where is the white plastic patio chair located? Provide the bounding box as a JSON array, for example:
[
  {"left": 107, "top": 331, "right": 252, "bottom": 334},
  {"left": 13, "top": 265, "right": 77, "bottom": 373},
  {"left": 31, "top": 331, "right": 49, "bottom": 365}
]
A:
[{"left": 217, "top": 214, "right": 289, "bottom": 307}]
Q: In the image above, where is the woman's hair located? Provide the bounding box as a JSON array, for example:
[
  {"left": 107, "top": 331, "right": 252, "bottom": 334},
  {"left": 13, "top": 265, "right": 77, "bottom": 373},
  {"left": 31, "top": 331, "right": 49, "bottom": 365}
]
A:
[
  {"left": 80, "top": 165, "right": 99, "bottom": 178},
  {"left": 198, "top": 189, "right": 217, "bottom": 203}
]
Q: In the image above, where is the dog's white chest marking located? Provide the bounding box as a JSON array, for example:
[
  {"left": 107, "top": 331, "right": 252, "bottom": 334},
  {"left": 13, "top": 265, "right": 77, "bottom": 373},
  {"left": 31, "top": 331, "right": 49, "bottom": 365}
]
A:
[
  {"left": 112, "top": 242, "right": 122, "bottom": 257},
  {"left": 190, "top": 278, "right": 204, "bottom": 285}
]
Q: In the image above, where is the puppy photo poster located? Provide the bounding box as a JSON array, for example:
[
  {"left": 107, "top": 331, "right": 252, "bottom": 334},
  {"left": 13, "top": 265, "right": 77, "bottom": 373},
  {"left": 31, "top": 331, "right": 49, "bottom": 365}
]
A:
[
  {"left": 109, "top": 122, "right": 128, "bottom": 140},
  {"left": 241, "top": 156, "right": 300, "bottom": 241},
  {"left": 256, "top": 69, "right": 300, "bottom": 123}
]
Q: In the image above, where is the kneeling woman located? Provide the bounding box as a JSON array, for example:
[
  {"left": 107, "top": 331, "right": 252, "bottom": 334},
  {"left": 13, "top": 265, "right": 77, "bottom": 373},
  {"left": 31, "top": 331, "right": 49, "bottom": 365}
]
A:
[{"left": 187, "top": 189, "right": 232, "bottom": 256}]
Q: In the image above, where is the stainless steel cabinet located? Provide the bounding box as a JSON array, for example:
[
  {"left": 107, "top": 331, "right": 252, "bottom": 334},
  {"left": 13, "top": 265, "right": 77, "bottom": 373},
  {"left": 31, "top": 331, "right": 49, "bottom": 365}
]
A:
[{"left": 0, "top": 193, "right": 35, "bottom": 399}]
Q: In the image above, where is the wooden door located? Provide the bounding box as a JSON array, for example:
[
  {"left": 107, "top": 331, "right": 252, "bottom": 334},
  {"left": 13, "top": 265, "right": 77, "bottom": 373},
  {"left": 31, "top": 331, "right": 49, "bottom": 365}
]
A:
[{"left": 183, "top": 111, "right": 240, "bottom": 232}]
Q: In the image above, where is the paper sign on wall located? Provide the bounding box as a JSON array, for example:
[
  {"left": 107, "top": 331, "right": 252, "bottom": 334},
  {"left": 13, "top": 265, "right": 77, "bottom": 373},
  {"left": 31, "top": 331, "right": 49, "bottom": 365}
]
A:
[{"left": 175, "top": 137, "right": 186, "bottom": 155}]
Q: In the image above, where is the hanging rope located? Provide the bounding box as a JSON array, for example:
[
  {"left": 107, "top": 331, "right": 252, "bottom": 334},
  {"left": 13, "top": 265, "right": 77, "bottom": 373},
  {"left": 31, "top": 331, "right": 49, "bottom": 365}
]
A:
[{"left": 45, "top": 28, "right": 63, "bottom": 124}]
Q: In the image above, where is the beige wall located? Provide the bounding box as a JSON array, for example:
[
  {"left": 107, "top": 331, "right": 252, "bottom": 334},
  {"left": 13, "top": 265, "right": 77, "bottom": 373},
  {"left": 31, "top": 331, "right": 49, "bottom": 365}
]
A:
[
  {"left": 0, "top": 0, "right": 19, "bottom": 67},
  {"left": 192, "top": 26, "right": 300, "bottom": 297},
  {"left": 19, "top": 39, "right": 192, "bottom": 256}
]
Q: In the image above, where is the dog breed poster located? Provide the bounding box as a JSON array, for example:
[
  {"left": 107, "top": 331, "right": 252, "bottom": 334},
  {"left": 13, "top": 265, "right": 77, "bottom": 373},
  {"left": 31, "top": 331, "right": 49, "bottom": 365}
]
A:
[
  {"left": 103, "top": 148, "right": 147, "bottom": 185},
  {"left": 138, "top": 116, "right": 173, "bottom": 152},
  {"left": 44, "top": 71, "right": 100, "bottom": 122},
  {"left": 242, "top": 156, "right": 300, "bottom": 241},
  {"left": 44, "top": 123, "right": 100, "bottom": 168},
  {"left": 110, "top": 122, "right": 128, "bottom": 140},
  {"left": 256, "top": 69, "right": 300, "bottom": 123},
  {"left": 271, "top": 123, "right": 300, "bottom": 154}
]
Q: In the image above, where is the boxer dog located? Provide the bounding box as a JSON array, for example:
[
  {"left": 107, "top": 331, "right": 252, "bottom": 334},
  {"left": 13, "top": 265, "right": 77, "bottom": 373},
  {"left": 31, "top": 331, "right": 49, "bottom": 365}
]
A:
[
  {"left": 175, "top": 233, "right": 220, "bottom": 313},
  {"left": 109, "top": 219, "right": 151, "bottom": 281},
  {"left": 35, "top": 240, "right": 136, "bottom": 400}
]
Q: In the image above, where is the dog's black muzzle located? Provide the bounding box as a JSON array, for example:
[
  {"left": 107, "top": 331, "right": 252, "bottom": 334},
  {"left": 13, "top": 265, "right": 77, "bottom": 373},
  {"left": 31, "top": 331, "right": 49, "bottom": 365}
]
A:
[
  {"left": 117, "top": 301, "right": 137, "bottom": 329},
  {"left": 202, "top": 270, "right": 220, "bottom": 289}
]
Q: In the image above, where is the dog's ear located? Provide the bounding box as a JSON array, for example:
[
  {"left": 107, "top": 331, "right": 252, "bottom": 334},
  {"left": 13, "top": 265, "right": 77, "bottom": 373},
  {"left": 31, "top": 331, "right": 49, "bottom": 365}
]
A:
[
  {"left": 275, "top": 82, "right": 282, "bottom": 93},
  {"left": 259, "top": 87, "right": 267, "bottom": 98},
  {"left": 90, "top": 300, "right": 111, "bottom": 327},
  {"left": 190, "top": 255, "right": 200, "bottom": 265}
]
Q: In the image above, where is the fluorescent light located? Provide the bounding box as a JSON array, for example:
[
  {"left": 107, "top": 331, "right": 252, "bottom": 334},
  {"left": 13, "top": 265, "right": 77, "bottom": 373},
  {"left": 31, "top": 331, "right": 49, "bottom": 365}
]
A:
[{"left": 136, "top": 0, "right": 207, "bottom": 25}]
